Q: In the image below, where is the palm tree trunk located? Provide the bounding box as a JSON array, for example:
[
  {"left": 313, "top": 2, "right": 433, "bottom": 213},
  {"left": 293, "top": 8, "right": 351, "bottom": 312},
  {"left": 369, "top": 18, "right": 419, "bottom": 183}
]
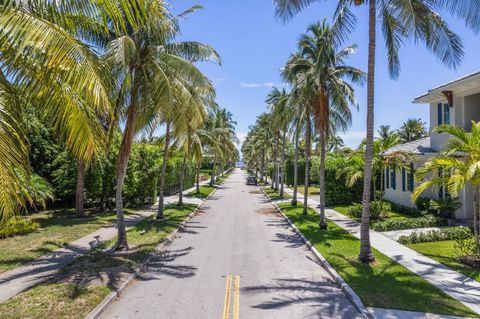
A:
[
  {"left": 292, "top": 127, "right": 299, "bottom": 206},
  {"left": 75, "top": 159, "right": 85, "bottom": 217},
  {"left": 272, "top": 134, "right": 278, "bottom": 190},
  {"left": 178, "top": 155, "right": 187, "bottom": 206},
  {"left": 303, "top": 119, "right": 311, "bottom": 215},
  {"left": 359, "top": 0, "right": 376, "bottom": 264},
  {"left": 210, "top": 156, "right": 217, "bottom": 186},
  {"left": 380, "top": 167, "right": 384, "bottom": 203},
  {"left": 474, "top": 186, "right": 479, "bottom": 255},
  {"left": 157, "top": 122, "right": 171, "bottom": 219},
  {"left": 275, "top": 133, "right": 280, "bottom": 191},
  {"left": 260, "top": 149, "right": 265, "bottom": 183},
  {"left": 196, "top": 164, "right": 200, "bottom": 193},
  {"left": 280, "top": 130, "right": 286, "bottom": 197},
  {"left": 115, "top": 102, "right": 137, "bottom": 250},
  {"left": 319, "top": 128, "right": 327, "bottom": 229}
]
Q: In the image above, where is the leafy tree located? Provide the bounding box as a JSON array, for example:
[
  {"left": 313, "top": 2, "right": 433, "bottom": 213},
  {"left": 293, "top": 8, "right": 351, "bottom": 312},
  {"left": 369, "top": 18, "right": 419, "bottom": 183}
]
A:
[
  {"left": 274, "top": 0, "right": 476, "bottom": 263},
  {"left": 397, "top": 118, "right": 428, "bottom": 142}
]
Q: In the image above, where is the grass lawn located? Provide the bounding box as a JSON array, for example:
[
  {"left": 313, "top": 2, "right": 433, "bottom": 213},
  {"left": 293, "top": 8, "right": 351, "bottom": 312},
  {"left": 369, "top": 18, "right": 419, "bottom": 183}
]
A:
[
  {"left": 297, "top": 185, "right": 320, "bottom": 196},
  {"left": 277, "top": 203, "right": 478, "bottom": 317},
  {"left": 408, "top": 240, "right": 480, "bottom": 283},
  {"left": 261, "top": 187, "right": 291, "bottom": 201},
  {"left": 0, "top": 209, "right": 138, "bottom": 273},
  {"left": 187, "top": 185, "right": 216, "bottom": 199},
  {"left": 0, "top": 204, "right": 197, "bottom": 319}
]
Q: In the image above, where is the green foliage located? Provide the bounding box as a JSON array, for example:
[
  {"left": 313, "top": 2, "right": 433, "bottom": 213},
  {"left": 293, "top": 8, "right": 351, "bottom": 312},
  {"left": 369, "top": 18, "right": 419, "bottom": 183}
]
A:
[
  {"left": 415, "top": 197, "right": 434, "bottom": 214},
  {"left": 390, "top": 201, "right": 422, "bottom": 217},
  {"left": 372, "top": 215, "right": 447, "bottom": 232},
  {"left": 0, "top": 217, "right": 39, "bottom": 239},
  {"left": 348, "top": 201, "right": 391, "bottom": 220},
  {"left": 399, "top": 227, "right": 472, "bottom": 244},
  {"left": 430, "top": 197, "right": 462, "bottom": 218},
  {"left": 454, "top": 237, "right": 477, "bottom": 258}
]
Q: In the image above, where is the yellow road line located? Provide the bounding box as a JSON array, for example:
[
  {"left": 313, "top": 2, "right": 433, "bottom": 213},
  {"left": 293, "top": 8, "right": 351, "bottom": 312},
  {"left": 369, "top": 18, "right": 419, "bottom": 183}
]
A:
[
  {"left": 222, "top": 275, "right": 232, "bottom": 319},
  {"left": 233, "top": 275, "right": 240, "bottom": 319}
]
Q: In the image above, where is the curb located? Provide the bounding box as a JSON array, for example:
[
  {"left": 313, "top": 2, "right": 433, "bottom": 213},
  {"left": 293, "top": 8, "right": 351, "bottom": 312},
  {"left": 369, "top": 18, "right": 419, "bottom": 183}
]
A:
[
  {"left": 259, "top": 187, "right": 374, "bottom": 319},
  {"left": 85, "top": 187, "right": 219, "bottom": 319}
]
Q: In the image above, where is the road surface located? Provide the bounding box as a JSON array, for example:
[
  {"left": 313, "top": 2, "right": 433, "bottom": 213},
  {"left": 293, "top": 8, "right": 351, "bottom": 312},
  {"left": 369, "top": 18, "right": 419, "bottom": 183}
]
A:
[{"left": 100, "top": 169, "right": 362, "bottom": 319}]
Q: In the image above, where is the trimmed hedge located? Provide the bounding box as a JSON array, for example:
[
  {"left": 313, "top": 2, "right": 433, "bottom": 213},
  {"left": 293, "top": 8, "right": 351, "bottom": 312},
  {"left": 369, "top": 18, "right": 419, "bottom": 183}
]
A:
[
  {"left": 372, "top": 215, "right": 448, "bottom": 232},
  {"left": 284, "top": 156, "right": 363, "bottom": 205},
  {"left": 398, "top": 227, "right": 472, "bottom": 244}
]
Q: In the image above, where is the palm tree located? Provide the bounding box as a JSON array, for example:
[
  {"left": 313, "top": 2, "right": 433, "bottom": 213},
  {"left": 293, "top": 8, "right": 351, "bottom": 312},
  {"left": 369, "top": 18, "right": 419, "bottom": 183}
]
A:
[
  {"left": 274, "top": 0, "right": 473, "bottom": 263},
  {"left": 378, "top": 125, "right": 394, "bottom": 142},
  {"left": 106, "top": 3, "right": 220, "bottom": 249},
  {"left": 398, "top": 118, "right": 428, "bottom": 142},
  {"left": 283, "top": 18, "right": 364, "bottom": 226},
  {"left": 266, "top": 87, "right": 291, "bottom": 196},
  {"left": 412, "top": 122, "right": 480, "bottom": 254},
  {"left": 328, "top": 135, "right": 345, "bottom": 153},
  {"left": 0, "top": 1, "right": 113, "bottom": 222}
]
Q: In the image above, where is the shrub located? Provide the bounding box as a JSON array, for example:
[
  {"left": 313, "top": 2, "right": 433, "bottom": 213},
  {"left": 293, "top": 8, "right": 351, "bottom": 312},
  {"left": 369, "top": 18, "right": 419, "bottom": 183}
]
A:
[
  {"left": 372, "top": 215, "right": 447, "bottom": 232},
  {"left": 398, "top": 227, "right": 472, "bottom": 244},
  {"left": 454, "top": 237, "right": 477, "bottom": 259},
  {"left": 370, "top": 201, "right": 391, "bottom": 220},
  {"left": 390, "top": 201, "right": 422, "bottom": 217},
  {"left": 347, "top": 201, "right": 391, "bottom": 220},
  {"left": 347, "top": 203, "right": 363, "bottom": 218},
  {"left": 415, "top": 197, "right": 434, "bottom": 213},
  {"left": 0, "top": 217, "right": 40, "bottom": 239}
]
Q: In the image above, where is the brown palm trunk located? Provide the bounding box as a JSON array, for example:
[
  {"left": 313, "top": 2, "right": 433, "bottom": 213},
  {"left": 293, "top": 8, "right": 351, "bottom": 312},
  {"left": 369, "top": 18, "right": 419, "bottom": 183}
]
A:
[
  {"left": 178, "top": 155, "right": 187, "bottom": 206},
  {"left": 75, "top": 159, "right": 85, "bottom": 217},
  {"left": 292, "top": 127, "right": 299, "bottom": 206},
  {"left": 196, "top": 164, "right": 200, "bottom": 193},
  {"left": 280, "top": 130, "right": 286, "bottom": 197},
  {"left": 157, "top": 122, "right": 171, "bottom": 219},
  {"left": 303, "top": 118, "right": 311, "bottom": 215},
  {"left": 319, "top": 128, "right": 327, "bottom": 229},
  {"left": 260, "top": 149, "right": 265, "bottom": 183},
  {"left": 115, "top": 102, "right": 137, "bottom": 250},
  {"left": 210, "top": 156, "right": 217, "bottom": 186},
  {"left": 359, "top": 0, "right": 376, "bottom": 263},
  {"left": 474, "top": 186, "right": 479, "bottom": 254}
]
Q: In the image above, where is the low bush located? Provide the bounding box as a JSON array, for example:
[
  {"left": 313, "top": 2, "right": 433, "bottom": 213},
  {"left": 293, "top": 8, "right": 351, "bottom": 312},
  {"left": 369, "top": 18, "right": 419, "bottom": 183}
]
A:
[
  {"left": 348, "top": 201, "right": 391, "bottom": 220},
  {"left": 415, "top": 197, "right": 434, "bottom": 213},
  {"left": 398, "top": 227, "right": 472, "bottom": 244},
  {"left": 390, "top": 201, "right": 422, "bottom": 217},
  {"left": 372, "top": 215, "right": 447, "bottom": 232},
  {"left": 0, "top": 217, "right": 40, "bottom": 238}
]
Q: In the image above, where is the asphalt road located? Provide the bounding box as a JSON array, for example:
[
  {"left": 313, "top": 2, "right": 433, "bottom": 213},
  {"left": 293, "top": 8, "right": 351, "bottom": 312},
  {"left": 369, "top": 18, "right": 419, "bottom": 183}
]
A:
[{"left": 100, "top": 169, "right": 362, "bottom": 319}]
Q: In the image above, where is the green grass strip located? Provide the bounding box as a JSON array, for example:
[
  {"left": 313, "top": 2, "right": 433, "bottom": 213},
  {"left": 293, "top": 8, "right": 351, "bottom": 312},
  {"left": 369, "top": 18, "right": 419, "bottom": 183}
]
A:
[
  {"left": 277, "top": 203, "right": 478, "bottom": 318},
  {"left": 187, "top": 185, "right": 216, "bottom": 199}
]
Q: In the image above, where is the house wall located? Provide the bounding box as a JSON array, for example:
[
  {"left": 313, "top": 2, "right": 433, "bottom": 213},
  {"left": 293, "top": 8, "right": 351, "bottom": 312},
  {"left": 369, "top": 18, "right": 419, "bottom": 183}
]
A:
[
  {"left": 429, "top": 98, "right": 460, "bottom": 151},
  {"left": 463, "top": 93, "right": 480, "bottom": 131},
  {"left": 384, "top": 157, "right": 434, "bottom": 208}
]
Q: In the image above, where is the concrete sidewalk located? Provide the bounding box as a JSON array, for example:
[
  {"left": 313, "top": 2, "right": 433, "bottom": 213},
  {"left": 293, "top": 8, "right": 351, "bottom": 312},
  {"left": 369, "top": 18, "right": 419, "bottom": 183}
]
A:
[
  {"left": 281, "top": 186, "right": 480, "bottom": 316},
  {"left": 0, "top": 181, "right": 208, "bottom": 304}
]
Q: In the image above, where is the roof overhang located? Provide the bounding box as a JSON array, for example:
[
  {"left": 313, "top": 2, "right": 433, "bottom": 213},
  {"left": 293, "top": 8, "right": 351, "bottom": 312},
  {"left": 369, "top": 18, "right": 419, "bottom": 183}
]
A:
[{"left": 413, "top": 71, "right": 480, "bottom": 104}]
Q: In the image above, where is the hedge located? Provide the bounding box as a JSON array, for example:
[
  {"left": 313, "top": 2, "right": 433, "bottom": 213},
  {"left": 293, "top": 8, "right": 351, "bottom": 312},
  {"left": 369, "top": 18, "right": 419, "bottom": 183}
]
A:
[
  {"left": 398, "top": 227, "right": 472, "bottom": 244},
  {"left": 372, "top": 215, "right": 448, "bottom": 232}
]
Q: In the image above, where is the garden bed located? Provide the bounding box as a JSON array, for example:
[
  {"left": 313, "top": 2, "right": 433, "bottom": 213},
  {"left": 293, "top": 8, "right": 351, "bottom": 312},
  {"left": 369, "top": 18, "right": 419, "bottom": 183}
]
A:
[
  {"left": 0, "top": 204, "right": 197, "bottom": 319},
  {"left": 187, "top": 185, "right": 216, "bottom": 199}
]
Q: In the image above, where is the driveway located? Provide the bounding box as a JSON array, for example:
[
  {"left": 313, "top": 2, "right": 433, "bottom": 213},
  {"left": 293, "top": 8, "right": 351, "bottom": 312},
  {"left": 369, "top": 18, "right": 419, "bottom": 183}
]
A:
[{"left": 100, "top": 169, "right": 362, "bottom": 319}]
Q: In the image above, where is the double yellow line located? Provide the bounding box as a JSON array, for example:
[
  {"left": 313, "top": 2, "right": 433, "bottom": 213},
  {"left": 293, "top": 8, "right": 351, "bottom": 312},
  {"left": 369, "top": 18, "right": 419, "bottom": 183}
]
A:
[{"left": 222, "top": 275, "right": 240, "bottom": 319}]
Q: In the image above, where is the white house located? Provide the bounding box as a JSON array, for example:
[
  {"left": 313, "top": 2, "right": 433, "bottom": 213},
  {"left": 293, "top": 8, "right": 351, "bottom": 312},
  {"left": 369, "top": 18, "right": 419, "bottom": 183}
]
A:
[{"left": 384, "top": 71, "right": 480, "bottom": 220}]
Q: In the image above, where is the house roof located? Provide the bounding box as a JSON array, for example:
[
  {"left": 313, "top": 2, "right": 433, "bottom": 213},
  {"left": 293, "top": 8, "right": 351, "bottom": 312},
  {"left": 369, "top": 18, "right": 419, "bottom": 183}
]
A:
[
  {"left": 413, "top": 71, "right": 480, "bottom": 104},
  {"left": 384, "top": 137, "right": 436, "bottom": 155}
]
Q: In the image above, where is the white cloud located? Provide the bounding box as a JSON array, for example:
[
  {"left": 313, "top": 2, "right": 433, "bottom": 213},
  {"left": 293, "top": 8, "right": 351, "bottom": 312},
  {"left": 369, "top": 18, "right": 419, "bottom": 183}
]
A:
[{"left": 239, "top": 81, "right": 287, "bottom": 88}]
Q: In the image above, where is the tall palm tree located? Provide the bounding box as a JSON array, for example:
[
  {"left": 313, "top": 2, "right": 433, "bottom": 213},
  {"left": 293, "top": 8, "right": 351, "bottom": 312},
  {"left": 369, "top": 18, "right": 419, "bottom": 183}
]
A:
[
  {"left": 328, "top": 135, "right": 345, "bottom": 153},
  {"left": 274, "top": 0, "right": 474, "bottom": 263},
  {"left": 398, "top": 118, "right": 428, "bottom": 142},
  {"left": 106, "top": 3, "right": 220, "bottom": 249},
  {"left": 0, "top": 1, "right": 113, "bottom": 222},
  {"left": 378, "top": 125, "right": 394, "bottom": 142},
  {"left": 412, "top": 122, "right": 480, "bottom": 254}
]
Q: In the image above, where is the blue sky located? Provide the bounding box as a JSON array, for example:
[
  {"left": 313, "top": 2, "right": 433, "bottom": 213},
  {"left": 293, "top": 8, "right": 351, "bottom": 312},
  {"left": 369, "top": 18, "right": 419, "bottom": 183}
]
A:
[{"left": 176, "top": 1, "right": 480, "bottom": 149}]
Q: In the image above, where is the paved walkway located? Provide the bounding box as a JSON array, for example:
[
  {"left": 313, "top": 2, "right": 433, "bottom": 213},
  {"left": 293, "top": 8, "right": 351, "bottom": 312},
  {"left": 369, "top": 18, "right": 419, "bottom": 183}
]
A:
[
  {"left": 100, "top": 170, "right": 361, "bottom": 319},
  {"left": 0, "top": 182, "right": 206, "bottom": 303},
  {"left": 282, "top": 186, "right": 480, "bottom": 316}
]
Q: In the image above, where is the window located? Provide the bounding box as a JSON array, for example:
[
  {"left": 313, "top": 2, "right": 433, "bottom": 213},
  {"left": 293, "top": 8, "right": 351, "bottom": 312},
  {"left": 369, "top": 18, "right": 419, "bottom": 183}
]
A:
[
  {"left": 391, "top": 167, "right": 396, "bottom": 190},
  {"left": 386, "top": 167, "right": 390, "bottom": 189},
  {"left": 407, "top": 163, "right": 414, "bottom": 192},
  {"left": 402, "top": 167, "right": 406, "bottom": 192},
  {"left": 438, "top": 103, "right": 443, "bottom": 126},
  {"left": 444, "top": 103, "right": 450, "bottom": 125}
]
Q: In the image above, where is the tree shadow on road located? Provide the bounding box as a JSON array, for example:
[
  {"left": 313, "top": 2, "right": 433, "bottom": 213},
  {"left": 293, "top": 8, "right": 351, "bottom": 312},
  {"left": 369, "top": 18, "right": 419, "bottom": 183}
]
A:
[{"left": 138, "top": 247, "right": 197, "bottom": 280}]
